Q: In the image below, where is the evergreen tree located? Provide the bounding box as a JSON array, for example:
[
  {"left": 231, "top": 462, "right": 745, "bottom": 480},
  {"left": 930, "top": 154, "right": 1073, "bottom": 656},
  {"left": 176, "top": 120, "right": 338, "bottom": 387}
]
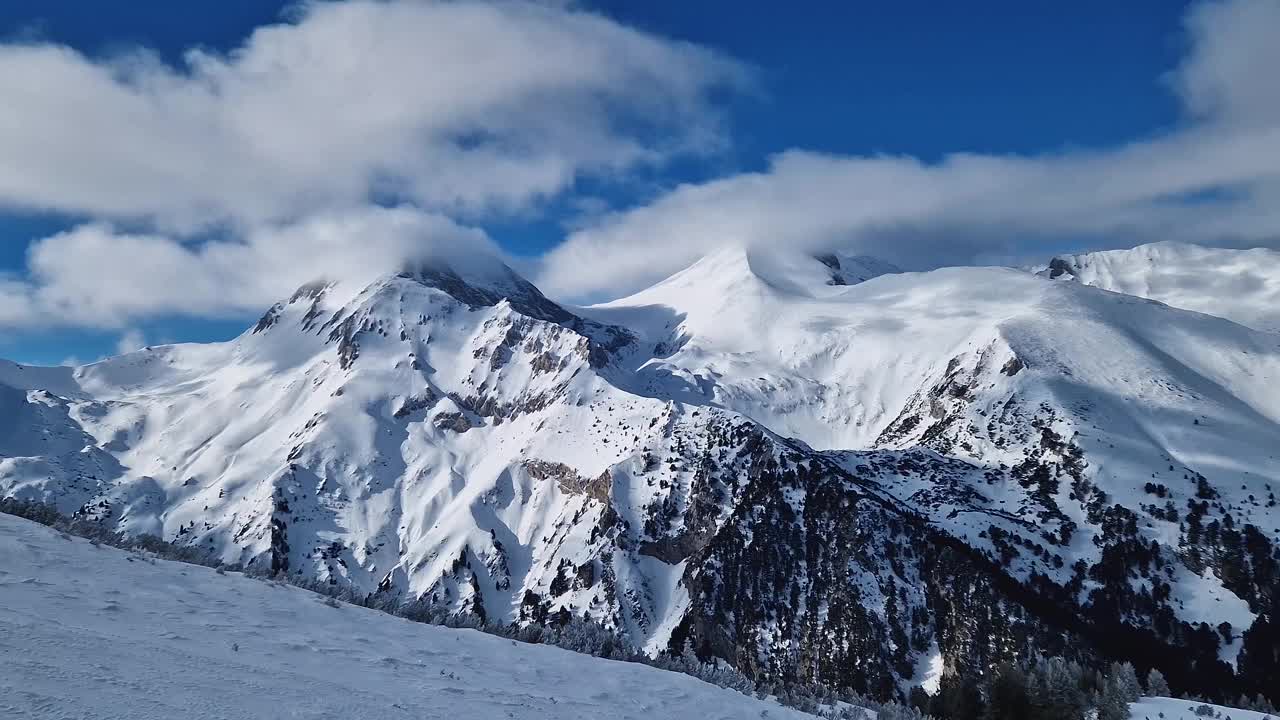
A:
[
  {"left": 1098, "top": 662, "right": 1141, "bottom": 720},
  {"left": 877, "top": 701, "right": 929, "bottom": 720},
  {"left": 983, "top": 663, "right": 1031, "bottom": 720},
  {"left": 1145, "top": 668, "right": 1171, "bottom": 697},
  {"left": 1237, "top": 607, "right": 1279, "bottom": 705},
  {"left": 931, "top": 675, "right": 983, "bottom": 720},
  {"left": 1027, "top": 657, "right": 1088, "bottom": 720},
  {"left": 908, "top": 686, "right": 932, "bottom": 715}
]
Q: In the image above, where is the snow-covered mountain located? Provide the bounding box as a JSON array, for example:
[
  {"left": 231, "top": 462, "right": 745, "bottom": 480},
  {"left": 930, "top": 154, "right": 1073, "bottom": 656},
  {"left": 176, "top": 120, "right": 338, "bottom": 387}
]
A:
[
  {"left": 1040, "top": 242, "right": 1280, "bottom": 333},
  {"left": 2, "top": 246, "right": 1278, "bottom": 704}
]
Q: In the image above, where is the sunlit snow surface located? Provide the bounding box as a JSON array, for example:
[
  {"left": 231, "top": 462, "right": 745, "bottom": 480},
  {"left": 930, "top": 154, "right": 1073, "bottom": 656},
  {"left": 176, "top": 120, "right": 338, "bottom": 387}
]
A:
[
  {"left": 1129, "top": 697, "right": 1273, "bottom": 720},
  {"left": 0, "top": 513, "right": 818, "bottom": 720},
  {"left": 1044, "top": 241, "right": 1280, "bottom": 334}
]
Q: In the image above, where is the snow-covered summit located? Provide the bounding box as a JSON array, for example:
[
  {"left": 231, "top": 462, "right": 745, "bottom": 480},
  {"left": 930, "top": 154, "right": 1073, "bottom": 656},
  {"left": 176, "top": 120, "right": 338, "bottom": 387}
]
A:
[
  {"left": 815, "top": 251, "right": 902, "bottom": 286},
  {"left": 1040, "top": 241, "right": 1280, "bottom": 333}
]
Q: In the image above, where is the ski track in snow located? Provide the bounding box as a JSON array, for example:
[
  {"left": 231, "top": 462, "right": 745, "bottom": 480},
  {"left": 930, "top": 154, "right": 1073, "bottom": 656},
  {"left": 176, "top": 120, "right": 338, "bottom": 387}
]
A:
[{"left": 0, "top": 512, "right": 816, "bottom": 720}]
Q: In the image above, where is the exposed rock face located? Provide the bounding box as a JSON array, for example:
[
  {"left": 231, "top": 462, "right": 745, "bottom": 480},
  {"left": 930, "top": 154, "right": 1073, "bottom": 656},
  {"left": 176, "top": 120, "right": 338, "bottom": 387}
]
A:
[
  {"left": 812, "top": 251, "right": 902, "bottom": 286},
  {"left": 525, "top": 461, "right": 613, "bottom": 505},
  {"left": 253, "top": 281, "right": 331, "bottom": 334},
  {"left": 432, "top": 412, "right": 473, "bottom": 433},
  {"left": 1044, "top": 257, "right": 1077, "bottom": 279}
]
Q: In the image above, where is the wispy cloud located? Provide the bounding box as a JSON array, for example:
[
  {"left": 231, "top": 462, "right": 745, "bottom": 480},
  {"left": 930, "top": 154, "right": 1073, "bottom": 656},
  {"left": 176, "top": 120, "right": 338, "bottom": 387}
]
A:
[
  {"left": 0, "top": 206, "right": 496, "bottom": 329},
  {"left": 2, "top": 0, "right": 1277, "bottom": 329},
  {"left": 0, "top": 0, "right": 750, "bottom": 330},
  {"left": 114, "top": 328, "right": 147, "bottom": 355},
  {"left": 0, "top": 0, "right": 747, "bottom": 230},
  {"left": 537, "top": 0, "right": 1280, "bottom": 300}
]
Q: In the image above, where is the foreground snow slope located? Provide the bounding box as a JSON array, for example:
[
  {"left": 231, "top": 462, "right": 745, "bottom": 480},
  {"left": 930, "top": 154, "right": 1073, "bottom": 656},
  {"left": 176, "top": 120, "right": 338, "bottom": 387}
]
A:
[
  {"left": 1042, "top": 242, "right": 1280, "bottom": 333},
  {"left": 1129, "top": 697, "right": 1273, "bottom": 720},
  {"left": 0, "top": 512, "right": 815, "bottom": 720}
]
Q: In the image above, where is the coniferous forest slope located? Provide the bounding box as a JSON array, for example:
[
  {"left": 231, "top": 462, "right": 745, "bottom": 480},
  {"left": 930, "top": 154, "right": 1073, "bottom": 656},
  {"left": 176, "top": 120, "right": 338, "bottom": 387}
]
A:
[{"left": 2, "top": 242, "right": 1278, "bottom": 706}]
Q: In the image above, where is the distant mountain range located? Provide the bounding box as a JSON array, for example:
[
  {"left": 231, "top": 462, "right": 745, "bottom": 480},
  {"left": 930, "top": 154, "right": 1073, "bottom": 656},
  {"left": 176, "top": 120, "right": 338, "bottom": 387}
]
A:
[{"left": 3, "top": 241, "right": 1277, "bottom": 703}]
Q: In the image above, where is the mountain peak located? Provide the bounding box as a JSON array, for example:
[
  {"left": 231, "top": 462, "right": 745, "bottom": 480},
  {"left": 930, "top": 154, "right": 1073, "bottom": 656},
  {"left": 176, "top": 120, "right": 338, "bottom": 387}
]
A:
[
  {"left": 1039, "top": 241, "right": 1280, "bottom": 332},
  {"left": 605, "top": 245, "right": 901, "bottom": 312},
  {"left": 398, "top": 260, "right": 571, "bottom": 324},
  {"left": 250, "top": 252, "right": 573, "bottom": 338},
  {"left": 814, "top": 251, "right": 901, "bottom": 286}
]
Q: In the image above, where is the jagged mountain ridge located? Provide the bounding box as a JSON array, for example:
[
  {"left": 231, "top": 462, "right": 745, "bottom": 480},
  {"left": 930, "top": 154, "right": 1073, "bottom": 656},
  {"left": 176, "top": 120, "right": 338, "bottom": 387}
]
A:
[{"left": 2, "top": 246, "right": 1278, "bottom": 702}]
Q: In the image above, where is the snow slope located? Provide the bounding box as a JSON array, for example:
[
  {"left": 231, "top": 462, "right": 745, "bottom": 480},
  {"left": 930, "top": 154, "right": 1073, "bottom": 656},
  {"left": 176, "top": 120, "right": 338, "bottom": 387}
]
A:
[
  {"left": 0, "top": 511, "right": 818, "bottom": 720},
  {"left": 1129, "top": 697, "right": 1273, "bottom": 720},
  {"left": 591, "top": 246, "right": 1280, "bottom": 455},
  {"left": 1042, "top": 242, "right": 1280, "bottom": 333}
]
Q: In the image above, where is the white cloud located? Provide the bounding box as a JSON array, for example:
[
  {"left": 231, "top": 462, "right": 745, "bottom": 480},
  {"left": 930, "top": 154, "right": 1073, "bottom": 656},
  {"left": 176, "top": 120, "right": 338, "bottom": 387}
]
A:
[
  {"left": 115, "top": 328, "right": 147, "bottom": 355},
  {"left": 1172, "top": 0, "right": 1280, "bottom": 129},
  {"left": 0, "top": 0, "right": 747, "bottom": 229},
  {"left": 1, "top": 206, "right": 499, "bottom": 329},
  {"left": 538, "top": 0, "right": 1280, "bottom": 300},
  {"left": 5, "top": 0, "right": 1278, "bottom": 329}
]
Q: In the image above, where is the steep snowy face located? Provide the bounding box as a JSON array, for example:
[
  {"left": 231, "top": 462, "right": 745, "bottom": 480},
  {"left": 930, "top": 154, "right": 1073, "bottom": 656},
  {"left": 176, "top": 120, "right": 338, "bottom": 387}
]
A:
[
  {"left": 1041, "top": 242, "right": 1280, "bottom": 333},
  {"left": 586, "top": 248, "right": 998, "bottom": 451},
  {"left": 1, "top": 261, "right": 636, "bottom": 588}
]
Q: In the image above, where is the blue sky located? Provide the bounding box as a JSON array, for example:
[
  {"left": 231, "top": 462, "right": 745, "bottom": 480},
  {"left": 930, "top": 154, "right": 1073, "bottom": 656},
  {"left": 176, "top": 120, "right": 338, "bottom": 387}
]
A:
[
  {"left": 0, "top": 1, "right": 1191, "bottom": 161},
  {"left": 595, "top": 1, "right": 1192, "bottom": 157},
  {"left": 2, "top": 0, "right": 1275, "bottom": 365}
]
